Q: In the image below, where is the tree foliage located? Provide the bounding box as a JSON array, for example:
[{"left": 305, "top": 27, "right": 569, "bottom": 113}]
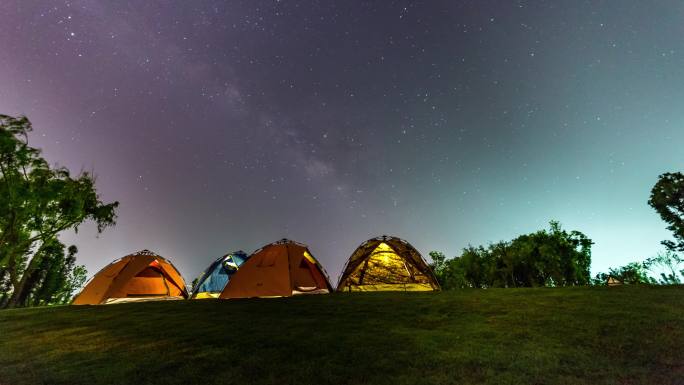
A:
[
  {"left": 0, "top": 114, "right": 118, "bottom": 308},
  {"left": 430, "top": 221, "right": 593, "bottom": 289},
  {"left": 642, "top": 251, "right": 683, "bottom": 285},
  {"left": 17, "top": 240, "right": 88, "bottom": 306},
  {"left": 429, "top": 251, "right": 467, "bottom": 290},
  {"left": 648, "top": 172, "right": 684, "bottom": 253}
]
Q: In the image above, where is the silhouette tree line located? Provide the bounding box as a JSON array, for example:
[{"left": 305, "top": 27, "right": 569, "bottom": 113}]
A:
[{"left": 429, "top": 221, "right": 593, "bottom": 289}]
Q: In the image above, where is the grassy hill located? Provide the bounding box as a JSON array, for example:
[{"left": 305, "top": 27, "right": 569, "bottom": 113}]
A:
[{"left": 0, "top": 286, "right": 682, "bottom": 385}]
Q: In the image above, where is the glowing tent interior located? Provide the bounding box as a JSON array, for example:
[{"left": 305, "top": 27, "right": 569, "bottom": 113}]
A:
[
  {"left": 219, "top": 239, "right": 332, "bottom": 298},
  {"left": 191, "top": 251, "right": 249, "bottom": 299},
  {"left": 336, "top": 235, "right": 440, "bottom": 292},
  {"left": 72, "top": 249, "right": 188, "bottom": 305}
]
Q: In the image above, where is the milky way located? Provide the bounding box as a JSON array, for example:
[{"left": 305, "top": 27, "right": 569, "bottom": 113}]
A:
[{"left": 1, "top": 1, "right": 682, "bottom": 282}]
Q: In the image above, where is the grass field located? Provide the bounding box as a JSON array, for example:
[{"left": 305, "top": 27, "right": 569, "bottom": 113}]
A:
[{"left": 0, "top": 286, "right": 682, "bottom": 385}]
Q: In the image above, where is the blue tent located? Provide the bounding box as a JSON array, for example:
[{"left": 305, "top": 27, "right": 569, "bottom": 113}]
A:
[{"left": 191, "top": 251, "right": 249, "bottom": 299}]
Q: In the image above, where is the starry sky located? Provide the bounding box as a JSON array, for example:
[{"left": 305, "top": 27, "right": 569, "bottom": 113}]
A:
[{"left": 1, "top": 1, "right": 683, "bottom": 284}]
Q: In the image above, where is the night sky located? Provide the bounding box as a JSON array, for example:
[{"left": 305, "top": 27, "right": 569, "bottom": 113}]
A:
[{"left": 1, "top": 1, "right": 682, "bottom": 284}]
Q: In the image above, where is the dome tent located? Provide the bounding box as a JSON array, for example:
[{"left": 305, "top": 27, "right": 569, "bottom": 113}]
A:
[
  {"left": 220, "top": 239, "right": 332, "bottom": 298},
  {"left": 191, "top": 251, "right": 250, "bottom": 299},
  {"left": 337, "top": 235, "right": 440, "bottom": 292},
  {"left": 72, "top": 249, "right": 188, "bottom": 305}
]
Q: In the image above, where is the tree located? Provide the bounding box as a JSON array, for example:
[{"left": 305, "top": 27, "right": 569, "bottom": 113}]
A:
[
  {"left": 429, "top": 250, "right": 469, "bottom": 290},
  {"left": 648, "top": 172, "right": 684, "bottom": 253},
  {"left": 643, "top": 251, "right": 683, "bottom": 285},
  {"left": 0, "top": 114, "right": 117, "bottom": 308},
  {"left": 458, "top": 245, "right": 490, "bottom": 288},
  {"left": 428, "top": 251, "right": 446, "bottom": 286},
  {"left": 431, "top": 221, "right": 593, "bottom": 289},
  {"left": 21, "top": 241, "right": 87, "bottom": 306},
  {"left": 429, "top": 251, "right": 446, "bottom": 275},
  {"left": 505, "top": 221, "right": 593, "bottom": 287}
]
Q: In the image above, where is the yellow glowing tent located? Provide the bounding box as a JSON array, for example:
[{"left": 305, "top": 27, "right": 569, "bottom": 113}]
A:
[
  {"left": 72, "top": 250, "right": 188, "bottom": 305},
  {"left": 337, "top": 235, "right": 440, "bottom": 292},
  {"left": 219, "top": 239, "right": 332, "bottom": 298}
]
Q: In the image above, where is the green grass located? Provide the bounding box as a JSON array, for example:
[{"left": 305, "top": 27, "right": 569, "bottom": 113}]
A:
[{"left": 0, "top": 286, "right": 682, "bottom": 385}]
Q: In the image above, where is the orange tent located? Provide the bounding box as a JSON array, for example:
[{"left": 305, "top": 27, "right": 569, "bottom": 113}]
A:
[
  {"left": 219, "top": 239, "right": 332, "bottom": 298},
  {"left": 337, "top": 235, "right": 440, "bottom": 292},
  {"left": 72, "top": 250, "right": 188, "bottom": 305}
]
